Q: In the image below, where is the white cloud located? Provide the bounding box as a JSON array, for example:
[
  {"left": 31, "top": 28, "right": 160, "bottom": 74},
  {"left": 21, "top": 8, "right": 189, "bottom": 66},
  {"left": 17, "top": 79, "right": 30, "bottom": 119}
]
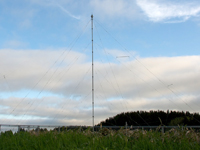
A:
[
  {"left": 0, "top": 49, "right": 200, "bottom": 126},
  {"left": 30, "top": 0, "right": 81, "bottom": 20},
  {"left": 136, "top": 0, "right": 200, "bottom": 23},
  {"left": 90, "top": 0, "right": 141, "bottom": 21},
  {"left": 55, "top": 3, "right": 80, "bottom": 20}
]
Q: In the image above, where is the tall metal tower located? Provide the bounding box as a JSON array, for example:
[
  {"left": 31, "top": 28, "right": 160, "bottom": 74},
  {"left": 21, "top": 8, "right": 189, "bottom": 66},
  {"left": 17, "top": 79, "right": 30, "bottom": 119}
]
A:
[{"left": 91, "top": 14, "right": 94, "bottom": 132}]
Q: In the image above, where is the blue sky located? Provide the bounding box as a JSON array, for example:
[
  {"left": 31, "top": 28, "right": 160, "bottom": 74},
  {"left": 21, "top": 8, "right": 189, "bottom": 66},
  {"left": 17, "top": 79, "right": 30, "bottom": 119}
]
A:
[
  {"left": 0, "top": 0, "right": 200, "bottom": 127},
  {"left": 1, "top": 0, "right": 200, "bottom": 56}
]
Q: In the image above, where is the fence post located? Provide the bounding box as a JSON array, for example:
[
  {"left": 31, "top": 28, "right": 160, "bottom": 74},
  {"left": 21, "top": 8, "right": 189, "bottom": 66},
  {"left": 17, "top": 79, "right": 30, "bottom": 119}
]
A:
[
  {"left": 125, "top": 122, "right": 127, "bottom": 136},
  {"left": 0, "top": 125, "right": 1, "bottom": 135},
  {"left": 162, "top": 126, "right": 164, "bottom": 133},
  {"left": 58, "top": 126, "right": 60, "bottom": 133},
  {"left": 37, "top": 126, "right": 40, "bottom": 134},
  {"left": 18, "top": 126, "right": 21, "bottom": 133},
  {"left": 28, "top": 126, "right": 30, "bottom": 132}
]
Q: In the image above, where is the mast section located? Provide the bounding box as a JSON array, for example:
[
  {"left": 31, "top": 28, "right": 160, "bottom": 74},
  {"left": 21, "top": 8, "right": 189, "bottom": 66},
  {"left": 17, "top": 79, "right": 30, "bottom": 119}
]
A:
[{"left": 91, "top": 14, "right": 94, "bottom": 132}]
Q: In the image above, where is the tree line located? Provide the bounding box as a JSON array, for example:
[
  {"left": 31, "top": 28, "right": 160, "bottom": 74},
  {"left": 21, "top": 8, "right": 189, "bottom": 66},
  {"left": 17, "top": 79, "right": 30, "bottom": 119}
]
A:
[{"left": 97, "top": 110, "right": 200, "bottom": 126}]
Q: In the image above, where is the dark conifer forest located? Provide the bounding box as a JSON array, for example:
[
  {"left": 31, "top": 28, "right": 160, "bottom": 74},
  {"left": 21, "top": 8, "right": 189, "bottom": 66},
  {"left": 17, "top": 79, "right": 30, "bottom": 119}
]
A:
[{"left": 97, "top": 110, "right": 200, "bottom": 126}]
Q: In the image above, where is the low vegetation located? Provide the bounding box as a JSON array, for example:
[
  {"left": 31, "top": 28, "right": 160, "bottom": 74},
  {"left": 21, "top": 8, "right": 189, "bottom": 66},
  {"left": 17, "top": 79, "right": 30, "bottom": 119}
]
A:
[{"left": 1, "top": 127, "right": 200, "bottom": 149}]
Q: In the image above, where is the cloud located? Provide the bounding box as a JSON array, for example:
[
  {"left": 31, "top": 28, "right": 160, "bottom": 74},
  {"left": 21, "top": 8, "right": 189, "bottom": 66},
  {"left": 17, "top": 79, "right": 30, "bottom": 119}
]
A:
[
  {"left": 29, "top": 0, "right": 81, "bottom": 20},
  {"left": 136, "top": 0, "right": 200, "bottom": 23},
  {"left": 55, "top": 3, "right": 80, "bottom": 20},
  {"left": 0, "top": 49, "right": 200, "bottom": 126},
  {"left": 90, "top": 0, "right": 141, "bottom": 21}
]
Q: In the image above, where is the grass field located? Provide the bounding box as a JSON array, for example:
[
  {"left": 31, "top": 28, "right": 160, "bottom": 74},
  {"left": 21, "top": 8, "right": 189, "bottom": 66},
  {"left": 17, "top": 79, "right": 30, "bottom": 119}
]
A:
[{"left": 0, "top": 127, "right": 200, "bottom": 150}]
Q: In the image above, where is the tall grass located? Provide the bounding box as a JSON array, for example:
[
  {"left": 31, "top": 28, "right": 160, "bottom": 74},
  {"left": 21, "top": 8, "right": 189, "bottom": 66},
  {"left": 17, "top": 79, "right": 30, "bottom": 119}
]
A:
[{"left": 0, "top": 127, "right": 200, "bottom": 150}]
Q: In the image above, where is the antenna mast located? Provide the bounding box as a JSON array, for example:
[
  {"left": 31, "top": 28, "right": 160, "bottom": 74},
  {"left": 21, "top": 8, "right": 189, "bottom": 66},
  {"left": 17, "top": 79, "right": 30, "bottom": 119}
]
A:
[{"left": 91, "top": 14, "right": 94, "bottom": 132}]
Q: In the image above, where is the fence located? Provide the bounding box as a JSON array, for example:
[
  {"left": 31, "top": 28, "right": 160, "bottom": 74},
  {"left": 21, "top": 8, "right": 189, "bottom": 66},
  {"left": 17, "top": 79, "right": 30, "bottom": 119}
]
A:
[{"left": 1, "top": 123, "right": 200, "bottom": 135}]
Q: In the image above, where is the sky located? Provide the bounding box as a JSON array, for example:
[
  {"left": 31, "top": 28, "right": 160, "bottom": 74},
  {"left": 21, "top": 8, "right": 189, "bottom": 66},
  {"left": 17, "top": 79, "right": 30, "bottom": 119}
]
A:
[{"left": 0, "top": 0, "right": 200, "bottom": 127}]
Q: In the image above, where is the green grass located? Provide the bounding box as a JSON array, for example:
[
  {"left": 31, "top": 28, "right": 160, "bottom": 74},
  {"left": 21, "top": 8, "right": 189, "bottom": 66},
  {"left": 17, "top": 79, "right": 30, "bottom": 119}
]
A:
[{"left": 0, "top": 128, "right": 200, "bottom": 150}]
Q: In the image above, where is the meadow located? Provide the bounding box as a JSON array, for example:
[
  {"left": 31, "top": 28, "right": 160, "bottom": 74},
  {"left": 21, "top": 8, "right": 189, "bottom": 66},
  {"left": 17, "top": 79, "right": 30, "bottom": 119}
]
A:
[{"left": 0, "top": 127, "right": 200, "bottom": 150}]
